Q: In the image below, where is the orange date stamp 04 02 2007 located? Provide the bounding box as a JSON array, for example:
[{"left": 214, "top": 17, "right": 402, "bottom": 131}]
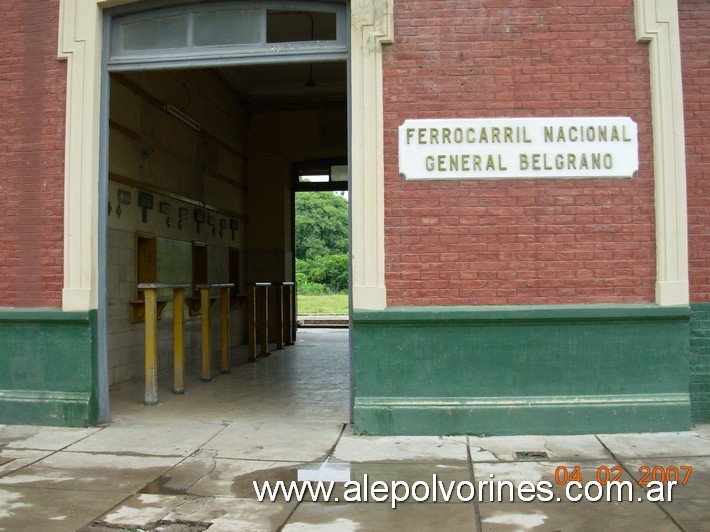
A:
[{"left": 553, "top": 465, "right": 693, "bottom": 486}]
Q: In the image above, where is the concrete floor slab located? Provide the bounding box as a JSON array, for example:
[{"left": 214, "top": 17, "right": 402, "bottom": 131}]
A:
[
  {"left": 174, "top": 458, "right": 303, "bottom": 499},
  {"left": 164, "top": 496, "right": 295, "bottom": 531},
  {"left": 202, "top": 419, "right": 344, "bottom": 461},
  {"left": 0, "top": 451, "right": 181, "bottom": 493},
  {"left": 0, "top": 449, "right": 52, "bottom": 476},
  {"left": 597, "top": 431, "right": 710, "bottom": 459},
  {"left": 660, "top": 499, "right": 710, "bottom": 531},
  {"left": 469, "top": 434, "right": 612, "bottom": 462},
  {"left": 621, "top": 456, "right": 710, "bottom": 501},
  {"left": 138, "top": 449, "right": 221, "bottom": 496},
  {"left": 334, "top": 427, "right": 468, "bottom": 463},
  {"left": 107, "top": 375, "right": 245, "bottom": 423},
  {"left": 0, "top": 425, "right": 101, "bottom": 451},
  {"left": 478, "top": 501, "right": 679, "bottom": 531},
  {"left": 0, "top": 486, "right": 128, "bottom": 532},
  {"left": 693, "top": 424, "right": 710, "bottom": 439},
  {"left": 99, "top": 493, "right": 187, "bottom": 528},
  {"left": 283, "top": 502, "right": 477, "bottom": 531},
  {"left": 65, "top": 418, "right": 227, "bottom": 457}
]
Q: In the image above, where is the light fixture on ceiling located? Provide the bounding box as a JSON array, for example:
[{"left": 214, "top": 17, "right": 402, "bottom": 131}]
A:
[{"left": 164, "top": 104, "right": 201, "bottom": 131}]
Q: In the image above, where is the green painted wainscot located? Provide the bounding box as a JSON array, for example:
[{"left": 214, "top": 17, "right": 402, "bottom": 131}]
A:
[
  {"left": 353, "top": 304, "right": 691, "bottom": 436},
  {"left": 0, "top": 309, "right": 99, "bottom": 427},
  {"left": 689, "top": 303, "right": 710, "bottom": 423}
]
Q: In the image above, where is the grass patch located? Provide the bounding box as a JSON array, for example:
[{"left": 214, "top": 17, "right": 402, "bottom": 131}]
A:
[{"left": 298, "top": 294, "right": 349, "bottom": 316}]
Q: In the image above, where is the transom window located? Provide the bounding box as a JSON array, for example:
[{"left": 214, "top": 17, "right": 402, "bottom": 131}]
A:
[{"left": 108, "top": 1, "right": 347, "bottom": 69}]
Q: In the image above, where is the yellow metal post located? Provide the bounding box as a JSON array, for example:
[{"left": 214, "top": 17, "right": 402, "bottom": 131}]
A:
[
  {"left": 173, "top": 287, "right": 185, "bottom": 394},
  {"left": 220, "top": 286, "right": 230, "bottom": 373},
  {"left": 200, "top": 285, "right": 211, "bottom": 382},
  {"left": 247, "top": 284, "right": 256, "bottom": 362},
  {"left": 144, "top": 287, "right": 158, "bottom": 406}
]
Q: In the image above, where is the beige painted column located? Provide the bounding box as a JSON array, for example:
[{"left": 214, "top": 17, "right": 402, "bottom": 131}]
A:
[
  {"left": 635, "top": 0, "right": 689, "bottom": 306},
  {"left": 58, "top": 0, "right": 103, "bottom": 311},
  {"left": 58, "top": 0, "right": 140, "bottom": 311},
  {"left": 350, "top": 0, "right": 393, "bottom": 310}
]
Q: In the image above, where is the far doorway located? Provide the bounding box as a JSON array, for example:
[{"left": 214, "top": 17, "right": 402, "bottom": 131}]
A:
[{"left": 293, "top": 160, "right": 350, "bottom": 329}]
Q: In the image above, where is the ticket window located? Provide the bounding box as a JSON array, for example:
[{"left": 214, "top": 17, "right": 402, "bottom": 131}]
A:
[
  {"left": 135, "top": 233, "right": 157, "bottom": 298},
  {"left": 130, "top": 232, "right": 160, "bottom": 322}
]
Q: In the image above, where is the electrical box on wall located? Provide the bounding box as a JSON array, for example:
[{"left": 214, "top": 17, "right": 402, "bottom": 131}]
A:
[
  {"left": 138, "top": 191, "right": 154, "bottom": 209},
  {"left": 195, "top": 208, "right": 206, "bottom": 233},
  {"left": 138, "top": 191, "right": 154, "bottom": 223}
]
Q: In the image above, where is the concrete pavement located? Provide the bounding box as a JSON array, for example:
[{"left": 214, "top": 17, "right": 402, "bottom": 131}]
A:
[{"left": 0, "top": 329, "right": 708, "bottom": 531}]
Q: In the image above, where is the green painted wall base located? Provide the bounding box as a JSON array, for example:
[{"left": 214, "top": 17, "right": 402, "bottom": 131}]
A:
[
  {"left": 353, "top": 305, "right": 691, "bottom": 436},
  {"left": 0, "top": 309, "right": 98, "bottom": 427},
  {"left": 689, "top": 304, "right": 710, "bottom": 422}
]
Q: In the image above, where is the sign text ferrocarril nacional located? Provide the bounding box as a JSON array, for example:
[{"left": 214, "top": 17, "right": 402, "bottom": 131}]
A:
[{"left": 398, "top": 117, "right": 638, "bottom": 180}]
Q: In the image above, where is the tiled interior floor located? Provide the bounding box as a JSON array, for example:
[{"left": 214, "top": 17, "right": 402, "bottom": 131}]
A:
[{"left": 108, "top": 327, "right": 351, "bottom": 425}]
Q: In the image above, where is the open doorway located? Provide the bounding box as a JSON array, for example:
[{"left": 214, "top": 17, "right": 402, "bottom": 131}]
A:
[
  {"left": 102, "top": 1, "right": 350, "bottom": 421},
  {"left": 293, "top": 161, "right": 349, "bottom": 328}
]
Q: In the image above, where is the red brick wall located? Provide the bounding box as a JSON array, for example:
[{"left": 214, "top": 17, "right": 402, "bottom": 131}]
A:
[
  {"left": 0, "top": 1, "right": 66, "bottom": 308},
  {"left": 383, "top": 0, "right": 655, "bottom": 306},
  {"left": 682, "top": 0, "right": 710, "bottom": 302}
]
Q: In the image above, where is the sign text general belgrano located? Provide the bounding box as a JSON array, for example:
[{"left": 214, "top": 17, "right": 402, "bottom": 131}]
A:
[{"left": 398, "top": 117, "right": 638, "bottom": 180}]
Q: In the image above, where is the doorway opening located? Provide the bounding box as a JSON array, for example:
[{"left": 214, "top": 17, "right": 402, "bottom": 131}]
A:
[
  {"left": 293, "top": 160, "right": 350, "bottom": 328},
  {"left": 103, "top": 1, "right": 350, "bottom": 422}
]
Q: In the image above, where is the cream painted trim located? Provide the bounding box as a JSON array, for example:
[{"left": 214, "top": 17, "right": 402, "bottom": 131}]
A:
[
  {"left": 59, "top": 0, "right": 139, "bottom": 311},
  {"left": 350, "top": 0, "right": 393, "bottom": 310},
  {"left": 59, "top": 0, "right": 391, "bottom": 311},
  {"left": 635, "top": 0, "right": 689, "bottom": 306},
  {"left": 58, "top": 0, "right": 104, "bottom": 311}
]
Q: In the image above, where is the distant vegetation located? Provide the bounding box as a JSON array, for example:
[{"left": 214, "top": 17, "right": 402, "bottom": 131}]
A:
[
  {"left": 297, "top": 294, "right": 348, "bottom": 316},
  {"left": 295, "top": 191, "right": 348, "bottom": 296}
]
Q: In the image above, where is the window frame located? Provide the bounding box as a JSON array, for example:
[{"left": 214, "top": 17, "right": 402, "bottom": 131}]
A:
[{"left": 108, "top": 0, "right": 348, "bottom": 70}]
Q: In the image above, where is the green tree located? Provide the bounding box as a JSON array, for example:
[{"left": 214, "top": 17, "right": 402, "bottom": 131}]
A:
[
  {"left": 295, "top": 192, "right": 349, "bottom": 293},
  {"left": 308, "top": 254, "right": 349, "bottom": 292},
  {"left": 295, "top": 192, "right": 348, "bottom": 261}
]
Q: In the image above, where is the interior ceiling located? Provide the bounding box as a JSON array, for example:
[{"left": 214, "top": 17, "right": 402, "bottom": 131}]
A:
[{"left": 216, "top": 61, "right": 347, "bottom": 110}]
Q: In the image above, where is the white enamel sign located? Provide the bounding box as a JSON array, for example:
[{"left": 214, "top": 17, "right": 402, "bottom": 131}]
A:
[{"left": 398, "top": 117, "right": 638, "bottom": 180}]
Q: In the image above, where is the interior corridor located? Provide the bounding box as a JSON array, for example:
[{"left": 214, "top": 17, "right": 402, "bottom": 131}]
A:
[{"left": 108, "top": 328, "right": 350, "bottom": 425}]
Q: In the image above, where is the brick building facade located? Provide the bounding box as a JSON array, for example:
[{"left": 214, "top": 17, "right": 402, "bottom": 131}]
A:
[
  {"left": 0, "top": 0, "right": 65, "bottom": 308},
  {"left": 383, "top": 2, "right": 656, "bottom": 307},
  {"left": 0, "top": 0, "right": 707, "bottom": 434}
]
